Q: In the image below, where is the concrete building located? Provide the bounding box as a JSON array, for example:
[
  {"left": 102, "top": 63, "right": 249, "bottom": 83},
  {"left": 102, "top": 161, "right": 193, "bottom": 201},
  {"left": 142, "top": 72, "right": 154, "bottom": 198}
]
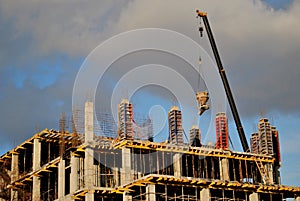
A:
[{"left": 0, "top": 101, "right": 299, "bottom": 201}]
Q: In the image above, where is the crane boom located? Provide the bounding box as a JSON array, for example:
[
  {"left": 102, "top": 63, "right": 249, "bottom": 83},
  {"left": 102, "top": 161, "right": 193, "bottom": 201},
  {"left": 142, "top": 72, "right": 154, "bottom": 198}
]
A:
[{"left": 196, "top": 10, "right": 249, "bottom": 152}]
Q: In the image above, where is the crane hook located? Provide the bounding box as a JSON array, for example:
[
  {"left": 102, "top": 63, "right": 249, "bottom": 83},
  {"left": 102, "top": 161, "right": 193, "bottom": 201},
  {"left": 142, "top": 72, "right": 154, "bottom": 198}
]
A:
[{"left": 199, "top": 26, "right": 204, "bottom": 37}]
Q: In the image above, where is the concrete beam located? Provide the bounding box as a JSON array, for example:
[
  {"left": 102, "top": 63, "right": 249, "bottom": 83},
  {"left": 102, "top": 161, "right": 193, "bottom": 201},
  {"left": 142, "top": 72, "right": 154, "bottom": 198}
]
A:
[{"left": 146, "top": 184, "right": 156, "bottom": 201}]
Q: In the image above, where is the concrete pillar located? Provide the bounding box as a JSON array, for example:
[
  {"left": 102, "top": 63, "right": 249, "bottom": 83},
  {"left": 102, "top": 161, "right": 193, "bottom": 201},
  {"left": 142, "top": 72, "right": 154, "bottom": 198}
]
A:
[
  {"left": 85, "top": 101, "right": 95, "bottom": 201},
  {"left": 85, "top": 191, "right": 94, "bottom": 201},
  {"left": 85, "top": 147, "right": 94, "bottom": 189},
  {"left": 266, "top": 163, "right": 274, "bottom": 184},
  {"left": 249, "top": 192, "right": 259, "bottom": 201},
  {"left": 220, "top": 158, "right": 230, "bottom": 181},
  {"left": 85, "top": 101, "right": 94, "bottom": 144},
  {"left": 79, "top": 157, "right": 85, "bottom": 189},
  {"left": 113, "top": 167, "right": 119, "bottom": 187},
  {"left": 32, "top": 138, "right": 41, "bottom": 201},
  {"left": 33, "top": 139, "right": 41, "bottom": 171},
  {"left": 70, "top": 154, "right": 79, "bottom": 193},
  {"left": 58, "top": 159, "right": 65, "bottom": 198},
  {"left": 121, "top": 148, "right": 131, "bottom": 185},
  {"left": 84, "top": 101, "right": 94, "bottom": 188},
  {"left": 146, "top": 184, "right": 156, "bottom": 201},
  {"left": 10, "top": 154, "right": 19, "bottom": 201},
  {"left": 11, "top": 154, "right": 19, "bottom": 181},
  {"left": 123, "top": 193, "right": 132, "bottom": 201},
  {"left": 200, "top": 188, "right": 210, "bottom": 201},
  {"left": 173, "top": 154, "right": 182, "bottom": 177},
  {"left": 274, "top": 165, "right": 281, "bottom": 184}
]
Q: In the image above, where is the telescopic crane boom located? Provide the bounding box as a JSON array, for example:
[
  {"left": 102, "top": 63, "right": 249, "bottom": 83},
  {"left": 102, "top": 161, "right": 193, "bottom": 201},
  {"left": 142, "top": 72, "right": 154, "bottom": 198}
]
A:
[{"left": 196, "top": 10, "right": 249, "bottom": 152}]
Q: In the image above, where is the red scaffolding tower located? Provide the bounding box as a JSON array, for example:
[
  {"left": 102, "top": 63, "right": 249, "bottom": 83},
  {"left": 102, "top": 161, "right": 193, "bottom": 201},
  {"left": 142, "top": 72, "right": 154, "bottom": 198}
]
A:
[{"left": 215, "top": 112, "right": 229, "bottom": 150}]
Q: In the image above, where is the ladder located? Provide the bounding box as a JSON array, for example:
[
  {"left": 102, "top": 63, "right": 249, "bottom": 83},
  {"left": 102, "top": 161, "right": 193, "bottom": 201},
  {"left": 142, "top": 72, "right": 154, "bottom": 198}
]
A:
[{"left": 255, "top": 159, "right": 270, "bottom": 185}]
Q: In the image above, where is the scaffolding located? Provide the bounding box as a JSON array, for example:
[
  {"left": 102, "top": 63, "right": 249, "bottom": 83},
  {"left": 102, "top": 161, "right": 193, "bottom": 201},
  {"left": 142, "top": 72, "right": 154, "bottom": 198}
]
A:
[
  {"left": 168, "top": 106, "right": 183, "bottom": 145},
  {"left": 216, "top": 112, "right": 229, "bottom": 150},
  {"left": 250, "top": 132, "right": 259, "bottom": 154},
  {"left": 189, "top": 125, "right": 201, "bottom": 147},
  {"left": 258, "top": 118, "right": 274, "bottom": 155},
  {"left": 118, "top": 99, "right": 134, "bottom": 140}
]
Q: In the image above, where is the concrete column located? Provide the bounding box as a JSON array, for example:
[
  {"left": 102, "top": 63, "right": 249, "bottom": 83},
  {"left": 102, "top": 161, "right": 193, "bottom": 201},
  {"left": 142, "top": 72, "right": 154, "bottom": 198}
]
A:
[
  {"left": 85, "top": 191, "right": 94, "bottom": 201},
  {"left": 200, "top": 188, "right": 210, "bottom": 201},
  {"left": 79, "top": 157, "right": 85, "bottom": 189},
  {"left": 58, "top": 159, "right": 65, "bottom": 198},
  {"left": 249, "top": 192, "right": 259, "bottom": 201},
  {"left": 173, "top": 154, "right": 182, "bottom": 177},
  {"left": 70, "top": 154, "right": 79, "bottom": 193},
  {"left": 146, "top": 184, "right": 156, "bottom": 201},
  {"left": 123, "top": 193, "right": 132, "bottom": 201},
  {"left": 85, "top": 101, "right": 94, "bottom": 144},
  {"left": 85, "top": 149, "right": 94, "bottom": 189},
  {"left": 32, "top": 138, "right": 41, "bottom": 201},
  {"left": 11, "top": 154, "right": 19, "bottom": 181},
  {"left": 220, "top": 158, "right": 230, "bottom": 181},
  {"left": 113, "top": 167, "right": 119, "bottom": 187},
  {"left": 33, "top": 139, "right": 41, "bottom": 171},
  {"left": 121, "top": 148, "right": 131, "bottom": 185},
  {"left": 10, "top": 153, "right": 19, "bottom": 201},
  {"left": 274, "top": 165, "right": 281, "bottom": 184},
  {"left": 84, "top": 101, "right": 94, "bottom": 188},
  {"left": 85, "top": 101, "right": 95, "bottom": 201},
  {"left": 266, "top": 163, "right": 274, "bottom": 184}
]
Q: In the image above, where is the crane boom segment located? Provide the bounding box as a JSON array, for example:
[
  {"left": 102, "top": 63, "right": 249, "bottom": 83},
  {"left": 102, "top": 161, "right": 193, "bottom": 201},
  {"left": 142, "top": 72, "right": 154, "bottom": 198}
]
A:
[{"left": 196, "top": 10, "right": 249, "bottom": 152}]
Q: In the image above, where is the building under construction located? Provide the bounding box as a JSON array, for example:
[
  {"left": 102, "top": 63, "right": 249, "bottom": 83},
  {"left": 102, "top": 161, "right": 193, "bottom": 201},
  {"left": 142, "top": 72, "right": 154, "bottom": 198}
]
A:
[
  {"left": 0, "top": 99, "right": 300, "bottom": 201},
  {"left": 1, "top": 9, "right": 300, "bottom": 201}
]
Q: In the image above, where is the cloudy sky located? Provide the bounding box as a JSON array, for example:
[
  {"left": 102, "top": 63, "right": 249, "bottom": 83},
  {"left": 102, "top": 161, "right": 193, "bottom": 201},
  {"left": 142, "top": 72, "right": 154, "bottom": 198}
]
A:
[{"left": 0, "top": 0, "right": 299, "bottom": 186}]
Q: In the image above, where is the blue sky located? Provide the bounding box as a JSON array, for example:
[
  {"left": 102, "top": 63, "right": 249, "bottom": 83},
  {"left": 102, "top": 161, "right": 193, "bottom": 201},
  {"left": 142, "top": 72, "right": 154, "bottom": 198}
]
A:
[{"left": 0, "top": 0, "right": 299, "bottom": 186}]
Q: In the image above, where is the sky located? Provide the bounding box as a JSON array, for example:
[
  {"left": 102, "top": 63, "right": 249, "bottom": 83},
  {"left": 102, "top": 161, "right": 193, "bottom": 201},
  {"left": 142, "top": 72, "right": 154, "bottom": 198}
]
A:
[{"left": 0, "top": 0, "right": 299, "bottom": 186}]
